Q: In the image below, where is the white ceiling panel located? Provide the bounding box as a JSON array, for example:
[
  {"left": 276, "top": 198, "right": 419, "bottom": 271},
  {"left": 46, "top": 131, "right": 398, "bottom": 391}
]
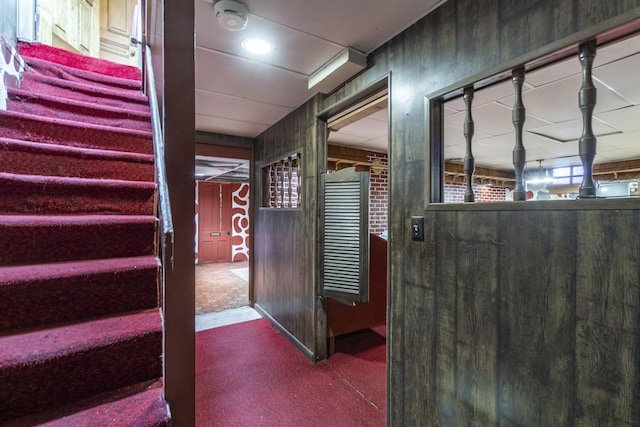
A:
[
  {"left": 507, "top": 74, "right": 631, "bottom": 123},
  {"left": 446, "top": 102, "right": 551, "bottom": 136},
  {"left": 530, "top": 117, "right": 619, "bottom": 142},
  {"left": 196, "top": 48, "right": 311, "bottom": 108},
  {"left": 328, "top": 132, "right": 368, "bottom": 145},
  {"left": 527, "top": 56, "right": 581, "bottom": 87},
  {"left": 196, "top": 89, "right": 291, "bottom": 125},
  {"left": 593, "top": 53, "right": 640, "bottom": 105},
  {"left": 447, "top": 80, "right": 534, "bottom": 111},
  {"left": 596, "top": 104, "right": 640, "bottom": 133},
  {"left": 196, "top": 10, "right": 344, "bottom": 75},
  {"left": 195, "top": 114, "right": 269, "bottom": 137},
  {"left": 243, "top": 0, "right": 445, "bottom": 53},
  {"left": 336, "top": 116, "right": 388, "bottom": 140}
]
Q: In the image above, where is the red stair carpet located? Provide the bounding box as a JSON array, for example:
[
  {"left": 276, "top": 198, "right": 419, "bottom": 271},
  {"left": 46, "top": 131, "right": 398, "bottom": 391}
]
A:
[
  {"left": 196, "top": 319, "right": 386, "bottom": 426},
  {"left": 0, "top": 41, "right": 169, "bottom": 425}
]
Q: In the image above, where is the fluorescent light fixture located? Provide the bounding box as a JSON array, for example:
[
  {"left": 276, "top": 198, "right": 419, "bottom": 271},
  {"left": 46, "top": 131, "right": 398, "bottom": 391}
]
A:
[
  {"left": 308, "top": 48, "right": 367, "bottom": 94},
  {"left": 241, "top": 38, "right": 273, "bottom": 55}
]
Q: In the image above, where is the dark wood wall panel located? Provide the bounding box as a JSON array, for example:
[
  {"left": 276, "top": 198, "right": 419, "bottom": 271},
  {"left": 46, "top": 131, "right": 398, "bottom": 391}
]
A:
[
  {"left": 496, "top": 211, "right": 576, "bottom": 426},
  {"left": 575, "top": 210, "right": 640, "bottom": 425},
  {"left": 253, "top": 96, "right": 322, "bottom": 355}
]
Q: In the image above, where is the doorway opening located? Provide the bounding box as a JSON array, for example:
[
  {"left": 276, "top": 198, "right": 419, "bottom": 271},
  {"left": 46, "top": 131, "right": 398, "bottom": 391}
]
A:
[
  {"left": 195, "top": 150, "right": 251, "bottom": 316},
  {"left": 319, "top": 80, "right": 390, "bottom": 413}
]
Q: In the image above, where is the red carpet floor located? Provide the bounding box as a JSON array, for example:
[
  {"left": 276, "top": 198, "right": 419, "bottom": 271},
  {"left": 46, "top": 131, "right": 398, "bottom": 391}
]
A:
[{"left": 196, "top": 319, "right": 386, "bottom": 426}]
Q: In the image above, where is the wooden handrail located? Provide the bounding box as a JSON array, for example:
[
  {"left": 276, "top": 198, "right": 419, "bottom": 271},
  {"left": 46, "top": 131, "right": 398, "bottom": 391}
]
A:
[{"left": 145, "top": 44, "right": 175, "bottom": 270}]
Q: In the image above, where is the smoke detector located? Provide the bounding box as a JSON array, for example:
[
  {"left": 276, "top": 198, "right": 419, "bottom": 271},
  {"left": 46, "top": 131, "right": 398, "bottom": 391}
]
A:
[{"left": 214, "top": 0, "right": 249, "bottom": 31}]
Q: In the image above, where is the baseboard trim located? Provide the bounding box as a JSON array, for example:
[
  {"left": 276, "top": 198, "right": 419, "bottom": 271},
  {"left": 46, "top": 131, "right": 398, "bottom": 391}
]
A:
[{"left": 253, "top": 303, "right": 315, "bottom": 362}]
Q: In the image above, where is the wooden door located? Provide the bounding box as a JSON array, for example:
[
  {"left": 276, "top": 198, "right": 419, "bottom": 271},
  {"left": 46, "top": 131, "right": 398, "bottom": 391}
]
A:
[
  {"left": 99, "top": 0, "right": 138, "bottom": 65},
  {"left": 198, "top": 182, "right": 232, "bottom": 263}
]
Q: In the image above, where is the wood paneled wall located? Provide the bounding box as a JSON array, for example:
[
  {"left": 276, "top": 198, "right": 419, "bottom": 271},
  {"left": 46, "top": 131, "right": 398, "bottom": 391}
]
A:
[
  {"left": 253, "top": 96, "right": 325, "bottom": 358},
  {"left": 253, "top": 0, "right": 640, "bottom": 423}
]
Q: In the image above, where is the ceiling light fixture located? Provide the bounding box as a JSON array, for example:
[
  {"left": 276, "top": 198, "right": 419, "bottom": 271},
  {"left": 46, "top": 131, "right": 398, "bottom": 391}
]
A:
[
  {"left": 214, "top": 0, "right": 249, "bottom": 31},
  {"left": 241, "top": 38, "right": 273, "bottom": 55}
]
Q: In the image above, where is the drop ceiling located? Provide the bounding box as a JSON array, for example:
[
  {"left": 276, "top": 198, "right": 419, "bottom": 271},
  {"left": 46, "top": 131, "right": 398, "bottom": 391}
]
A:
[{"left": 195, "top": 0, "right": 445, "bottom": 138}]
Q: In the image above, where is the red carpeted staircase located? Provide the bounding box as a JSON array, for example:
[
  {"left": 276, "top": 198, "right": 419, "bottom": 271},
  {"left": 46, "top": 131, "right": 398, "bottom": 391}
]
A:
[{"left": 0, "top": 42, "right": 170, "bottom": 425}]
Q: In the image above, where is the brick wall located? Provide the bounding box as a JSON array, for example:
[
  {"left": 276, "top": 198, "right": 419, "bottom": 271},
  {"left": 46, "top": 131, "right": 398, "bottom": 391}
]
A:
[
  {"left": 444, "top": 183, "right": 507, "bottom": 203},
  {"left": 368, "top": 152, "right": 388, "bottom": 235}
]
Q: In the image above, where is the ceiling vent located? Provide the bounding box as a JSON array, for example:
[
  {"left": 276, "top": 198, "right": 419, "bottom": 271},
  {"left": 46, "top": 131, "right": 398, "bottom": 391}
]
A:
[
  {"left": 214, "top": 0, "right": 249, "bottom": 31},
  {"left": 308, "top": 48, "right": 367, "bottom": 94}
]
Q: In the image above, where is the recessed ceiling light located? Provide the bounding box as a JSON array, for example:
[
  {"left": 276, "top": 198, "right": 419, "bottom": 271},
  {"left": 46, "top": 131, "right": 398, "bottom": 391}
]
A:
[{"left": 241, "top": 38, "right": 273, "bottom": 55}]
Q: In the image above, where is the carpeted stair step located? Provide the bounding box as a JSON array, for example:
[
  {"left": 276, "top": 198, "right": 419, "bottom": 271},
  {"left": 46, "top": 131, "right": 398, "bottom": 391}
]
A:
[
  {"left": 22, "top": 56, "right": 142, "bottom": 93},
  {"left": 0, "top": 138, "right": 155, "bottom": 181},
  {"left": 0, "top": 256, "right": 160, "bottom": 333},
  {"left": 0, "top": 309, "right": 163, "bottom": 422},
  {"left": 18, "top": 41, "right": 141, "bottom": 81},
  {"left": 0, "top": 172, "right": 156, "bottom": 215},
  {"left": 3, "top": 381, "right": 169, "bottom": 427},
  {"left": 7, "top": 87, "right": 152, "bottom": 131},
  {"left": 0, "top": 110, "right": 153, "bottom": 154},
  {"left": 20, "top": 72, "right": 150, "bottom": 112},
  {"left": 0, "top": 215, "right": 156, "bottom": 266}
]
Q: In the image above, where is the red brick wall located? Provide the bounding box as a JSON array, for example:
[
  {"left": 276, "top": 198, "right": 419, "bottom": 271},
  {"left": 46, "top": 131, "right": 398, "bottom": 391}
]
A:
[
  {"left": 368, "top": 152, "right": 388, "bottom": 235},
  {"left": 444, "top": 183, "right": 507, "bottom": 203}
]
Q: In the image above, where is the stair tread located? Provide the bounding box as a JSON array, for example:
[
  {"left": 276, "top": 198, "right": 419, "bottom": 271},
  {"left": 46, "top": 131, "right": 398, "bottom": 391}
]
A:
[
  {"left": 0, "top": 137, "right": 154, "bottom": 163},
  {"left": 0, "top": 214, "right": 157, "bottom": 225},
  {"left": 0, "top": 309, "right": 162, "bottom": 365},
  {"left": 8, "top": 87, "right": 151, "bottom": 119},
  {"left": 0, "top": 256, "right": 160, "bottom": 285},
  {"left": 4, "top": 382, "right": 169, "bottom": 427},
  {"left": 0, "top": 109, "right": 152, "bottom": 138},
  {"left": 20, "top": 53, "right": 142, "bottom": 91},
  {"left": 0, "top": 171, "right": 156, "bottom": 189},
  {"left": 21, "top": 72, "right": 149, "bottom": 106},
  {"left": 19, "top": 42, "right": 141, "bottom": 83}
]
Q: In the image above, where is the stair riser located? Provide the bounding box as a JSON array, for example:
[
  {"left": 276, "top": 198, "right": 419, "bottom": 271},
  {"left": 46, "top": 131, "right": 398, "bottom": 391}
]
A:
[
  {"left": 20, "top": 75, "right": 150, "bottom": 112},
  {"left": 0, "top": 266, "right": 159, "bottom": 332},
  {"left": 0, "top": 112, "right": 153, "bottom": 155},
  {"left": 0, "top": 177, "right": 156, "bottom": 216},
  {"left": 8, "top": 95, "right": 152, "bottom": 132},
  {"left": 0, "top": 219, "right": 157, "bottom": 266},
  {"left": 0, "top": 332, "right": 162, "bottom": 422}
]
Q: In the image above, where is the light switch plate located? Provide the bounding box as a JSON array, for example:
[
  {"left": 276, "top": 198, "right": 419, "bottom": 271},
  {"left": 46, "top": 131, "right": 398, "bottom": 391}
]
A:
[{"left": 411, "top": 216, "right": 424, "bottom": 241}]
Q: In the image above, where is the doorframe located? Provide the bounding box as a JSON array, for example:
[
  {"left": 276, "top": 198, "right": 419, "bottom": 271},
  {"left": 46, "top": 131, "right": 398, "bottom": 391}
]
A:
[{"left": 315, "top": 74, "right": 391, "bottom": 361}]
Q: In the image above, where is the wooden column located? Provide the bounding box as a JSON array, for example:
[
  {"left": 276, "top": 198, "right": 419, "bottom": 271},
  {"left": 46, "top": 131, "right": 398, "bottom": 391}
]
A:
[
  {"left": 463, "top": 86, "right": 475, "bottom": 202},
  {"left": 511, "top": 68, "right": 527, "bottom": 201},
  {"left": 578, "top": 40, "right": 597, "bottom": 198}
]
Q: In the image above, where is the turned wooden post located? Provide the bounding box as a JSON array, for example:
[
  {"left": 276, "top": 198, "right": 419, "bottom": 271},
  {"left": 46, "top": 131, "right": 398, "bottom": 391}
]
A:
[
  {"left": 512, "top": 67, "right": 527, "bottom": 201},
  {"left": 578, "top": 40, "right": 597, "bottom": 198},
  {"left": 463, "top": 86, "right": 475, "bottom": 202}
]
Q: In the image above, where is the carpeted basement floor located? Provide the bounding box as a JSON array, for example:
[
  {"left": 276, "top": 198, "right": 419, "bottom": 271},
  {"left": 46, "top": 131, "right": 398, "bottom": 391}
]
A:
[
  {"left": 196, "top": 319, "right": 386, "bottom": 426},
  {"left": 195, "top": 261, "right": 249, "bottom": 314}
]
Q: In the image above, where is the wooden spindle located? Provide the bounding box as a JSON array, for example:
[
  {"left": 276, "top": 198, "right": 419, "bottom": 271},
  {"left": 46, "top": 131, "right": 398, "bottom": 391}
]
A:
[
  {"left": 463, "top": 86, "right": 475, "bottom": 202},
  {"left": 578, "top": 40, "right": 597, "bottom": 198},
  {"left": 512, "top": 67, "right": 527, "bottom": 201},
  {"left": 288, "top": 156, "right": 293, "bottom": 208}
]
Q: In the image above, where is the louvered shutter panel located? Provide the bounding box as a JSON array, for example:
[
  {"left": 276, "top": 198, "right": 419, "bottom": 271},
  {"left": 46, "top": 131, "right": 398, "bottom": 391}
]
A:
[{"left": 322, "top": 167, "right": 369, "bottom": 305}]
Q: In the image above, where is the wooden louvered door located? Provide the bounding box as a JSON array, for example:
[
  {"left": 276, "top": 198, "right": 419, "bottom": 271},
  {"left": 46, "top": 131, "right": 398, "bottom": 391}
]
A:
[{"left": 321, "top": 167, "right": 370, "bottom": 305}]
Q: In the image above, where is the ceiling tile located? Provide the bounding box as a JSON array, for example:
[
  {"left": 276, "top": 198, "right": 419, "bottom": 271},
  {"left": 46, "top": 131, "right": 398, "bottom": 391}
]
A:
[
  {"left": 446, "top": 80, "right": 534, "bottom": 111},
  {"left": 243, "top": 0, "right": 444, "bottom": 53},
  {"left": 596, "top": 105, "right": 640, "bottom": 133},
  {"left": 446, "top": 102, "right": 551, "bottom": 136},
  {"left": 594, "top": 34, "right": 640, "bottom": 67},
  {"left": 196, "top": 89, "right": 291, "bottom": 125},
  {"left": 530, "top": 117, "right": 619, "bottom": 142},
  {"left": 593, "top": 52, "right": 640, "bottom": 105},
  {"left": 196, "top": 2, "right": 344, "bottom": 76},
  {"left": 196, "top": 114, "right": 268, "bottom": 137},
  {"left": 527, "top": 56, "right": 581, "bottom": 87},
  {"left": 196, "top": 48, "right": 311, "bottom": 108},
  {"left": 336, "top": 116, "right": 388, "bottom": 139},
  {"left": 505, "top": 74, "right": 631, "bottom": 123}
]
